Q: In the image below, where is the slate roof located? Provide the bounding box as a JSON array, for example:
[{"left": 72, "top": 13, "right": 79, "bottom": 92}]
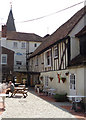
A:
[
  {"left": 30, "top": 6, "right": 86, "bottom": 58},
  {"left": 6, "top": 8, "right": 16, "bottom": 31},
  {"left": 7, "top": 31, "right": 43, "bottom": 42}
]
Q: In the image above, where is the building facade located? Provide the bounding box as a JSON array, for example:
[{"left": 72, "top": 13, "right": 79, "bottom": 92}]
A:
[
  {"left": 28, "top": 6, "right": 86, "bottom": 96},
  {"left": 1, "top": 8, "right": 43, "bottom": 84},
  {"left": 0, "top": 46, "right": 14, "bottom": 82}
]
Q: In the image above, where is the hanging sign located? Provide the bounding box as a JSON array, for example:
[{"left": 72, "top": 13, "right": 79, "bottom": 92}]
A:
[{"left": 16, "top": 52, "right": 22, "bottom": 55}]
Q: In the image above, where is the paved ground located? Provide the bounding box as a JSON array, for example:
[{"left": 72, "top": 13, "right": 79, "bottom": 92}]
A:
[{"left": 1, "top": 90, "right": 77, "bottom": 119}]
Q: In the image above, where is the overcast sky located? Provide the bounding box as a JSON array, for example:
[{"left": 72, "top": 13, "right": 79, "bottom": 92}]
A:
[{"left": 0, "top": 0, "right": 85, "bottom": 37}]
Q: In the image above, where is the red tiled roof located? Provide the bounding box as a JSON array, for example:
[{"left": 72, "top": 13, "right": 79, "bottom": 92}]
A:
[
  {"left": 30, "top": 6, "right": 86, "bottom": 58},
  {"left": 7, "top": 31, "right": 43, "bottom": 42}
]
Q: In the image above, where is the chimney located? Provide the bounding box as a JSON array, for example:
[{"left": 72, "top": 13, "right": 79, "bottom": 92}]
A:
[{"left": 2, "top": 25, "right": 7, "bottom": 37}]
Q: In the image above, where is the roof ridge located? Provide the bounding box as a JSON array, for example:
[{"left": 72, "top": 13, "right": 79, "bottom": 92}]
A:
[{"left": 30, "top": 6, "right": 86, "bottom": 58}]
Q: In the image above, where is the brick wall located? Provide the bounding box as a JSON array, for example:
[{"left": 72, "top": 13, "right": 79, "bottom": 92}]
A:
[{"left": 2, "top": 47, "right": 14, "bottom": 76}]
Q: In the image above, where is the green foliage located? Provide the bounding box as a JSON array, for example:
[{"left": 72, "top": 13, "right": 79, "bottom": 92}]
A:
[{"left": 53, "top": 93, "right": 68, "bottom": 102}]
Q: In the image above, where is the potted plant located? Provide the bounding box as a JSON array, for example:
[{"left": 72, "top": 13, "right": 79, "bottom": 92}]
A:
[
  {"left": 40, "top": 76, "right": 43, "bottom": 80},
  {"left": 61, "top": 77, "right": 66, "bottom": 83},
  {"left": 49, "top": 77, "right": 53, "bottom": 81},
  {"left": 65, "top": 72, "right": 69, "bottom": 76},
  {"left": 53, "top": 93, "right": 68, "bottom": 102}
]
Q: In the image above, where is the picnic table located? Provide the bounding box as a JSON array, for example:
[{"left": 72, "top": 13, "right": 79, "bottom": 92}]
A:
[{"left": 13, "top": 87, "right": 28, "bottom": 98}]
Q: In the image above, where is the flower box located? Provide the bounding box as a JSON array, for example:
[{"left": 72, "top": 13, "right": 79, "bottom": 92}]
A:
[
  {"left": 61, "top": 77, "right": 66, "bottom": 83},
  {"left": 40, "top": 76, "right": 43, "bottom": 80},
  {"left": 49, "top": 77, "right": 53, "bottom": 81}
]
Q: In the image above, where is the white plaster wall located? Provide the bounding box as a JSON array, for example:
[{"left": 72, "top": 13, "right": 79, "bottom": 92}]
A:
[
  {"left": 70, "top": 37, "right": 80, "bottom": 60},
  {"left": 6, "top": 40, "right": 26, "bottom": 66},
  {"left": 29, "top": 42, "right": 41, "bottom": 53},
  {"left": 69, "top": 67, "right": 84, "bottom": 96},
  {"left": 1, "top": 37, "right": 7, "bottom": 47},
  {"left": 69, "top": 15, "right": 86, "bottom": 37},
  {"left": 40, "top": 67, "right": 85, "bottom": 96},
  {"left": 69, "top": 15, "right": 86, "bottom": 60},
  {"left": 41, "top": 70, "right": 70, "bottom": 95}
]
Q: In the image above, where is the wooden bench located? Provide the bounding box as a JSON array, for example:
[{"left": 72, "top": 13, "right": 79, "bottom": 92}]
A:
[{"left": 13, "top": 87, "right": 28, "bottom": 98}]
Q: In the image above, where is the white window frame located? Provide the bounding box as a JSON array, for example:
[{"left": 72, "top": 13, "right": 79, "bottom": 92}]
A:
[
  {"left": 44, "top": 76, "right": 49, "bottom": 86},
  {"left": 54, "top": 45, "right": 58, "bottom": 58},
  {"left": 69, "top": 73, "right": 76, "bottom": 90},
  {"left": 1, "top": 54, "right": 7, "bottom": 64},
  {"left": 21, "top": 42, "right": 26, "bottom": 49},
  {"left": 13, "top": 42, "right": 18, "bottom": 48},
  {"left": 44, "top": 49, "right": 51, "bottom": 67}
]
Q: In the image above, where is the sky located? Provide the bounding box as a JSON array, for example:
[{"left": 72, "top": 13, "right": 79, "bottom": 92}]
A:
[{"left": 0, "top": 0, "right": 85, "bottom": 37}]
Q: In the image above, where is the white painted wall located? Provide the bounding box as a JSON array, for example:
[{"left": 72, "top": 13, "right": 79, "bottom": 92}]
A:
[
  {"left": 69, "top": 15, "right": 86, "bottom": 60},
  {"left": 1, "top": 37, "right": 42, "bottom": 72},
  {"left": 1, "top": 37, "right": 7, "bottom": 47},
  {"left": 41, "top": 70, "right": 70, "bottom": 95},
  {"left": 6, "top": 40, "right": 26, "bottom": 66},
  {"left": 69, "top": 67, "right": 85, "bottom": 96},
  {"left": 40, "top": 66, "right": 85, "bottom": 96},
  {"left": 29, "top": 41, "right": 41, "bottom": 53}
]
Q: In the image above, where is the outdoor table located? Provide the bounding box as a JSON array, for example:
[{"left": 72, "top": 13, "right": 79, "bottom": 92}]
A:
[
  {"left": 47, "top": 88, "right": 56, "bottom": 95},
  {"left": 0, "top": 94, "right": 9, "bottom": 109},
  {"left": 15, "top": 83, "right": 21, "bottom": 87},
  {"left": 18, "top": 85, "right": 25, "bottom": 87},
  {"left": 67, "top": 95, "right": 86, "bottom": 112},
  {"left": 42, "top": 86, "right": 50, "bottom": 95},
  {"left": 14, "top": 87, "right": 28, "bottom": 91},
  {"left": 13, "top": 87, "right": 28, "bottom": 97}
]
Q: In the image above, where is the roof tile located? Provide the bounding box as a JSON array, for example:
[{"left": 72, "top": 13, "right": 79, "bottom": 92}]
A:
[
  {"left": 7, "top": 31, "right": 43, "bottom": 42},
  {"left": 30, "top": 6, "right": 86, "bottom": 58}
]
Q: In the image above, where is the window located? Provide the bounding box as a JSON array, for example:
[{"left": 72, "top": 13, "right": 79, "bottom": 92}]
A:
[
  {"left": 35, "top": 56, "right": 38, "bottom": 66},
  {"left": 32, "top": 59, "right": 33, "bottom": 65},
  {"left": 34, "top": 43, "right": 37, "bottom": 47},
  {"left": 1, "top": 54, "right": 7, "bottom": 64},
  {"left": 45, "top": 50, "right": 51, "bottom": 67},
  {"left": 13, "top": 42, "right": 18, "bottom": 48},
  {"left": 21, "top": 42, "right": 26, "bottom": 49},
  {"left": 45, "top": 76, "right": 49, "bottom": 86},
  {"left": 54, "top": 46, "right": 58, "bottom": 58},
  {"left": 16, "top": 61, "right": 22, "bottom": 65},
  {"left": 70, "top": 74, "right": 76, "bottom": 90}
]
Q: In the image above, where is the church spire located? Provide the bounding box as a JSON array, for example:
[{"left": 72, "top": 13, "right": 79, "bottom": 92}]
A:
[{"left": 6, "top": 7, "right": 16, "bottom": 31}]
